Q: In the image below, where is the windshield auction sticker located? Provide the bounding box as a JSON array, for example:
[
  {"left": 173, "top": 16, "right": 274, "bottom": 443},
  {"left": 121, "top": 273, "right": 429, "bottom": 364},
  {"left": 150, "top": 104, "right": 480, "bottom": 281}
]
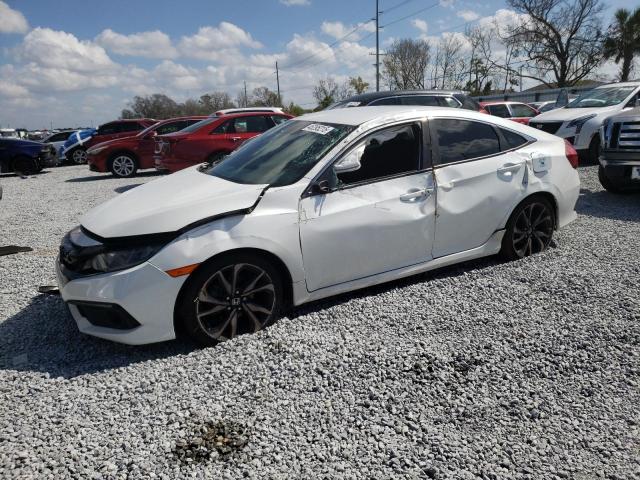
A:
[{"left": 302, "top": 124, "right": 335, "bottom": 135}]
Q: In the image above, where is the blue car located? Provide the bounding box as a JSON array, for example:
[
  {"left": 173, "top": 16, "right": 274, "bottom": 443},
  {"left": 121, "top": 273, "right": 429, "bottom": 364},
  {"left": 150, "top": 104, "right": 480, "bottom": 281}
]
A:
[
  {"left": 61, "top": 128, "right": 96, "bottom": 164},
  {"left": 0, "top": 138, "right": 55, "bottom": 175}
]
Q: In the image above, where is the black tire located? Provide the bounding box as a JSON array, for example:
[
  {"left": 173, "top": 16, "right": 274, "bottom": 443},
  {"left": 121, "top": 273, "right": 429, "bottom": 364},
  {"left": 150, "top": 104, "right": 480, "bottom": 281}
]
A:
[
  {"left": 598, "top": 165, "right": 625, "bottom": 194},
  {"left": 109, "top": 153, "right": 138, "bottom": 178},
  {"left": 176, "top": 252, "right": 284, "bottom": 346},
  {"left": 587, "top": 135, "right": 601, "bottom": 165},
  {"left": 12, "top": 155, "right": 39, "bottom": 175},
  {"left": 70, "top": 147, "right": 87, "bottom": 165},
  {"left": 500, "top": 196, "right": 555, "bottom": 261}
]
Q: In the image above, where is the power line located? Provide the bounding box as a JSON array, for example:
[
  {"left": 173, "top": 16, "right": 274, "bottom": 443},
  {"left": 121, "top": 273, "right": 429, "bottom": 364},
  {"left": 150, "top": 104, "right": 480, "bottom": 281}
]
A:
[
  {"left": 381, "top": 1, "right": 440, "bottom": 28},
  {"left": 381, "top": 0, "right": 418, "bottom": 14}
]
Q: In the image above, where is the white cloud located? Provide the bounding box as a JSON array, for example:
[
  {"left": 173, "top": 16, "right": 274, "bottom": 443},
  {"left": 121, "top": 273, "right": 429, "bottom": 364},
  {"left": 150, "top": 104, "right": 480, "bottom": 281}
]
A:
[
  {"left": 320, "top": 21, "right": 375, "bottom": 41},
  {"left": 457, "top": 10, "right": 480, "bottom": 21},
  {"left": 439, "top": 0, "right": 455, "bottom": 7},
  {"left": 0, "top": 1, "right": 28, "bottom": 34},
  {"left": 280, "top": 0, "right": 310, "bottom": 5},
  {"left": 16, "top": 28, "right": 116, "bottom": 72},
  {"left": 0, "top": 79, "right": 29, "bottom": 97},
  {"left": 411, "top": 19, "right": 428, "bottom": 34},
  {"left": 96, "top": 29, "right": 178, "bottom": 58},
  {"left": 179, "top": 22, "right": 262, "bottom": 60}
]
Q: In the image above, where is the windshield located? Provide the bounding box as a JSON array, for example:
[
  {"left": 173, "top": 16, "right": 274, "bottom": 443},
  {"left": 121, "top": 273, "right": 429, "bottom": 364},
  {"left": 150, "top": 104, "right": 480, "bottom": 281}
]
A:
[
  {"left": 567, "top": 87, "right": 636, "bottom": 108},
  {"left": 206, "top": 120, "right": 355, "bottom": 186}
]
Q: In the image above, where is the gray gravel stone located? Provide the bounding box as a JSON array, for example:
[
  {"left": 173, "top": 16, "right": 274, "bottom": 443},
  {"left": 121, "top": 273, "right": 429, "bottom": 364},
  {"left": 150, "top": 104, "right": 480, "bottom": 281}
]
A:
[{"left": 0, "top": 165, "right": 639, "bottom": 479}]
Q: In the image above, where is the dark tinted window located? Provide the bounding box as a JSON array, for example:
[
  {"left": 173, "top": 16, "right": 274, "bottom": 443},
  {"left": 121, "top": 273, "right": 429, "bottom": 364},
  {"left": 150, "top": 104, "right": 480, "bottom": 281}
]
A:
[
  {"left": 400, "top": 95, "right": 439, "bottom": 106},
  {"left": 369, "top": 97, "right": 400, "bottom": 106},
  {"left": 97, "top": 123, "right": 118, "bottom": 135},
  {"left": 49, "top": 132, "right": 72, "bottom": 142},
  {"left": 231, "top": 115, "right": 274, "bottom": 133},
  {"left": 434, "top": 119, "right": 500, "bottom": 165},
  {"left": 336, "top": 124, "right": 421, "bottom": 186},
  {"left": 182, "top": 117, "right": 217, "bottom": 134},
  {"left": 487, "top": 104, "right": 510, "bottom": 118},
  {"left": 212, "top": 120, "right": 232, "bottom": 134},
  {"left": 500, "top": 128, "right": 528, "bottom": 150},
  {"left": 439, "top": 97, "right": 461, "bottom": 108},
  {"left": 120, "top": 122, "right": 144, "bottom": 132},
  {"left": 156, "top": 121, "right": 188, "bottom": 135},
  {"left": 454, "top": 94, "right": 481, "bottom": 111},
  {"left": 510, "top": 104, "right": 537, "bottom": 117},
  {"left": 271, "top": 115, "right": 289, "bottom": 125}
]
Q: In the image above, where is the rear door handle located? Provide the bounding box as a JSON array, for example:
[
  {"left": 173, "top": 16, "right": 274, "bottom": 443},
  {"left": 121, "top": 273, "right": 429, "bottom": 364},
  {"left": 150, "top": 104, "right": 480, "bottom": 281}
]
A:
[
  {"left": 498, "top": 162, "right": 525, "bottom": 174},
  {"left": 400, "top": 188, "right": 433, "bottom": 202}
]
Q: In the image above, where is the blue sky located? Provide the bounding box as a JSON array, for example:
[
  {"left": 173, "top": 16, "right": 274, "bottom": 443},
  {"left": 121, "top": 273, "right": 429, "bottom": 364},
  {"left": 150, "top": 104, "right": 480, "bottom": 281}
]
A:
[{"left": 0, "top": 0, "right": 630, "bottom": 129}]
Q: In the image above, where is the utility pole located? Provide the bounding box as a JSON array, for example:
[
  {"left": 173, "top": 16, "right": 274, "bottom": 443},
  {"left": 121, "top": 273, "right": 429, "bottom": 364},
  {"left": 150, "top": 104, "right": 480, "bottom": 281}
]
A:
[
  {"left": 244, "top": 81, "right": 248, "bottom": 107},
  {"left": 375, "top": 0, "right": 380, "bottom": 91},
  {"left": 275, "top": 62, "right": 281, "bottom": 106}
]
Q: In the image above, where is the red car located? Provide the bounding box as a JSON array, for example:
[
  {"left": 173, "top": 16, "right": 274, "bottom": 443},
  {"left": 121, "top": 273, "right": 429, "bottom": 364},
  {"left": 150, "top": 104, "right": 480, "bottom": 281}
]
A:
[
  {"left": 86, "top": 117, "right": 206, "bottom": 177},
  {"left": 480, "top": 102, "right": 539, "bottom": 125},
  {"left": 154, "top": 111, "right": 292, "bottom": 173},
  {"left": 65, "top": 119, "right": 156, "bottom": 164}
]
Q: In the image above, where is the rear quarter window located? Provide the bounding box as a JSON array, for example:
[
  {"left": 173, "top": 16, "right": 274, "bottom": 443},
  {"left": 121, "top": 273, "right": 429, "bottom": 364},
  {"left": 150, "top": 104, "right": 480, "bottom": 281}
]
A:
[{"left": 434, "top": 118, "right": 501, "bottom": 165}]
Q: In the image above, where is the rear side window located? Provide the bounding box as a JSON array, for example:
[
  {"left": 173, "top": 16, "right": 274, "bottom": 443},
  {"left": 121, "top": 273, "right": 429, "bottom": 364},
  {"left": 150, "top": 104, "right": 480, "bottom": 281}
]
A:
[
  {"left": 510, "top": 104, "right": 537, "bottom": 118},
  {"left": 439, "top": 97, "right": 461, "bottom": 108},
  {"left": 369, "top": 97, "right": 400, "bottom": 106},
  {"left": 487, "top": 105, "right": 510, "bottom": 118},
  {"left": 500, "top": 129, "right": 529, "bottom": 150},
  {"left": 454, "top": 94, "right": 481, "bottom": 111},
  {"left": 233, "top": 115, "right": 274, "bottom": 133},
  {"left": 336, "top": 124, "right": 421, "bottom": 186},
  {"left": 97, "top": 123, "right": 118, "bottom": 135},
  {"left": 434, "top": 119, "right": 500, "bottom": 165},
  {"left": 120, "top": 122, "right": 145, "bottom": 133},
  {"left": 400, "top": 96, "right": 439, "bottom": 106}
]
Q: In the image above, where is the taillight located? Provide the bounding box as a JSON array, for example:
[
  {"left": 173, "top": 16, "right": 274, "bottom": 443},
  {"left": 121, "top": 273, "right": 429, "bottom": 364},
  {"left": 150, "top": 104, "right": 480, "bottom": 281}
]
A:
[{"left": 564, "top": 139, "right": 579, "bottom": 168}]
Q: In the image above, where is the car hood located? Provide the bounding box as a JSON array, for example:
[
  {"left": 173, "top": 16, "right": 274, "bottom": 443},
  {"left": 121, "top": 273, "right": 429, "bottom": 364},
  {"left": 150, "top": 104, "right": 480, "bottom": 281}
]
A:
[
  {"left": 533, "top": 105, "right": 619, "bottom": 122},
  {"left": 609, "top": 107, "right": 640, "bottom": 121},
  {"left": 81, "top": 167, "right": 268, "bottom": 238},
  {"left": 1, "top": 138, "right": 44, "bottom": 148}
]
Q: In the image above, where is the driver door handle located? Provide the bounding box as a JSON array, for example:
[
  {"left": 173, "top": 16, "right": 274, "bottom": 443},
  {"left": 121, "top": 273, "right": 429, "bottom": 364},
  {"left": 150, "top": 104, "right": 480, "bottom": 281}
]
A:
[
  {"left": 400, "top": 188, "right": 433, "bottom": 202},
  {"left": 231, "top": 137, "right": 242, "bottom": 142},
  {"left": 498, "top": 162, "right": 525, "bottom": 174}
]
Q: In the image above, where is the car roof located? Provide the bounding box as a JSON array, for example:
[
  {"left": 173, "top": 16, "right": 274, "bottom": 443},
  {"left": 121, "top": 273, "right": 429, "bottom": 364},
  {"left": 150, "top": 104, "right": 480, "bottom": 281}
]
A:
[
  {"left": 339, "top": 90, "right": 468, "bottom": 103},
  {"left": 214, "top": 107, "right": 284, "bottom": 116},
  {"left": 597, "top": 81, "right": 640, "bottom": 88},
  {"left": 481, "top": 101, "right": 529, "bottom": 106},
  {"left": 295, "top": 105, "right": 501, "bottom": 127}
]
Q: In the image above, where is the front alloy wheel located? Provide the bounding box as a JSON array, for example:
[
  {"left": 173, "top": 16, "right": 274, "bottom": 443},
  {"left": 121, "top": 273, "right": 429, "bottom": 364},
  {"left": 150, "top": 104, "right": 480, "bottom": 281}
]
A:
[
  {"left": 178, "top": 253, "right": 283, "bottom": 346},
  {"left": 110, "top": 154, "right": 137, "bottom": 178},
  {"left": 501, "top": 198, "right": 555, "bottom": 260},
  {"left": 72, "top": 148, "right": 87, "bottom": 164}
]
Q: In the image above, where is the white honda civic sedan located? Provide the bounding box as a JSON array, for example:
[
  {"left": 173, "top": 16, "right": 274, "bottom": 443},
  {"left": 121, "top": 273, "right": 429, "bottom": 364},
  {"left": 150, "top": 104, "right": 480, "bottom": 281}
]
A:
[{"left": 57, "top": 107, "right": 580, "bottom": 346}]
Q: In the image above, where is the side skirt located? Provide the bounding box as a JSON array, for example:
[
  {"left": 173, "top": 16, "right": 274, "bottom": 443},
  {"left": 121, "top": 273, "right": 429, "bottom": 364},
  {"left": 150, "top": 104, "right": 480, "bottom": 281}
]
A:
[{"left": 292, "top": 230, "right": 505, "bottom": 306}]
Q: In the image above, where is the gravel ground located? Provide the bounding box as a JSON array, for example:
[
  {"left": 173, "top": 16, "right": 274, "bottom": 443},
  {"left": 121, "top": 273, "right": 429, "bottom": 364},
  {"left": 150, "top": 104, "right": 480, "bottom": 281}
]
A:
[{"left": 0, "top": 165, "right": 638, "bottom": 480}]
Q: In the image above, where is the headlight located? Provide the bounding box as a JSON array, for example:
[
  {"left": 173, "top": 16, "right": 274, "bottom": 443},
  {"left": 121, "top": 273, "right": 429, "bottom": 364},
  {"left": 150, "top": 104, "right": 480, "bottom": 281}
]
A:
[
  {"left": 567, "top": 114, "right": 597, "bottom": 134},
  {"left": 88, "top": 244, "right": 164, "bottom": 273},
  {"left": 88, "top": 145, "right": 108, "bottom": 155},
  {"left": 60, "top": 226, "right": 166, "bottom": 274}
]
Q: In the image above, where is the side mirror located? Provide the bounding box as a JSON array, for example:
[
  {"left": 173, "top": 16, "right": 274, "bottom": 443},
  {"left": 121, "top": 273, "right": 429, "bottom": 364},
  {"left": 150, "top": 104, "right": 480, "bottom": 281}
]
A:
[
  {"left": 334, "top": 145, "right": 364, "bottom": 174},
  {"left": 311, "top": 179, "right": 332, "bottom": 195}
]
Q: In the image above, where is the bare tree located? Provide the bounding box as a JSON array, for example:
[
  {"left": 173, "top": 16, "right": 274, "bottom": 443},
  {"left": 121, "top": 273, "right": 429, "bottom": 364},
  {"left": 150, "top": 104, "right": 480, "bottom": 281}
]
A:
[
  {"left": 433, "top": 35, "right": 465, "bottom": 89},
  {"left": 199, "top": 92, "right": 235, "bottom": 112},
  {"left": 313, "top": 77, "right": 352, "bottom": 110},
  {"left": 383, "top": 39, "right": 431, "bottom": 90},
  {"left": 504, "top": 0, "right": 605, "bottom": 87},
  {"left": 251, "top": 87, "right": 280, "bottom": 107},
  {"left": 349, "top": 76, "right": 370, "bottom": 94}
]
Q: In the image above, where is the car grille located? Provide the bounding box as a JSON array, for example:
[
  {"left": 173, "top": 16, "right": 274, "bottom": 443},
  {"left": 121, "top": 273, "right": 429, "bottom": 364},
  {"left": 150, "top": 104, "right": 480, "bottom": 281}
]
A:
[
  {"left": 529, "top": 121, "right": 563, "bottom": 135},
  {"left": 616, "top": 122, "right": 640, "bottom": 150}
]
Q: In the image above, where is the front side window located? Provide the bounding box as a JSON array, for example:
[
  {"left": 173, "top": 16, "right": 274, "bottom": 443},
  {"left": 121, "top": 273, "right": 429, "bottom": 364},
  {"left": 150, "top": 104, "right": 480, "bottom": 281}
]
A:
[
  {"left": 510, "top": 104, "right": 537, "bottom": 117},
  {"left": 369, "top": 97, "right": 400, "bottom": 106},
  {"left": 208, "top": 120, "right": 355, "bottom": 187},
  {"left": 334, "top": 124, "right": 421, "bottom": 186},
  {"left": 487, "top": 104, "right": 510, "bottom": 118},
  {"left": 271, "top": 115, "right": 289, "bottom": 125},
  {"left": 233, "top": 115, "right": 274, "bottom": 133},
  {"left": 182, "top": 117, "right": 217, "bottom": 134},
  {"left": 434, "top": 118, "right": 500, "bottom": 165},
  {"left": 97, "top": 123, "right": 118, "bottom": 135}
]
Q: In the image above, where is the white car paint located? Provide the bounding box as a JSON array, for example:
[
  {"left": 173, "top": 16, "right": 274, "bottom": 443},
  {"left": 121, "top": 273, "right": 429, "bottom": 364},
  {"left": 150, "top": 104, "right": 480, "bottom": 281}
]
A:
[
  {"left": 530, "top": 81, "right": 640, "bottom": 151},
  {"left": 56, "top": 106, "right": 580, "bottom": 345}
]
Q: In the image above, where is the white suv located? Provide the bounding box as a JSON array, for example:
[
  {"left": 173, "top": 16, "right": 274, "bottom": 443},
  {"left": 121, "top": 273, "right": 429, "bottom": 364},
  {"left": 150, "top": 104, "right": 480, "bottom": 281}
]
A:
[{"left": 529, "top": 81, "right": 640, "bottom": 162}]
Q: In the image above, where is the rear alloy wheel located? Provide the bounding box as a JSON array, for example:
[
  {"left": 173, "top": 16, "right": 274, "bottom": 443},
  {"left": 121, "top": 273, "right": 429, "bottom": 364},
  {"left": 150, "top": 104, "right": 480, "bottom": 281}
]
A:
[
  {"left": 71, "top": 148, "right": 87, "bottom": 165},
  {"left": 110, "top": 154, "right": 138, "bottom": 178},
  {"left": 178, "top": 253, "right": 283, "bottom": 346},
  {"left": 500, "top": 197, "right": 555, "bottom": 260}
]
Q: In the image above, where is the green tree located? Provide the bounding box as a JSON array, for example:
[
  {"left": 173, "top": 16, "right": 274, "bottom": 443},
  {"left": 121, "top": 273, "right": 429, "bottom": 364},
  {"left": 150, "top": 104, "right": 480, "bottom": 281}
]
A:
[
  {"left": 349, "top": 76, "right": 369, "bottom": 94},
  {"left": 251, "top": 87, "right": 281, "bottom": 107},
  {"left": 603, "top": 8, "right": 640, "bottom": 82},
  {"left": 121, "top": 94, "right": 181, "bottom": 119},
  {"left": 284, "top": 102, "right": 306, "bottom": 116}
]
